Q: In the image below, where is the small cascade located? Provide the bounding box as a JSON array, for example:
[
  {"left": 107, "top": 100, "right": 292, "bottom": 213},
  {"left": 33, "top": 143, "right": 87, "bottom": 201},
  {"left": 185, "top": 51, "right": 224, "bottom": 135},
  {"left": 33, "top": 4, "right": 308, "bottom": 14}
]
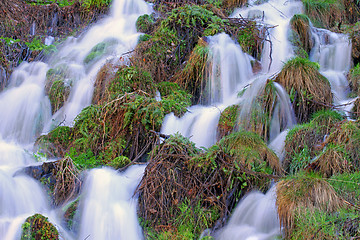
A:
[
  {"left": 205, "top": 33, "right": 253, "bottom": 105},
  {"left": 310, "top": 28, "right": 354, "bottom": 111},
  {"left": 237, "top": 78, "right": 296, "bottom": 142},
  {"left": 46, "top": 0, "right": 151, "bottom": 128},
  {"left": 0, "top": 62, "right": 51, "bottom": 144},
  {"left": 216, "top": 185, "right": 281, "bottom": 240},
  {"left": 0, "top": 0, "right": 152, "bottom": 238},
  {"left": 268, "top": 130, "right": 289, "bottom": 164},
  {"left": 77, "top": 166, "right": 145, "bottom": 240},
  {"left": 232, "top": 0, "right": 303, "bottom": 73},
  {"left": 161, "top": 33, "right": 253, "bottom": 148}
]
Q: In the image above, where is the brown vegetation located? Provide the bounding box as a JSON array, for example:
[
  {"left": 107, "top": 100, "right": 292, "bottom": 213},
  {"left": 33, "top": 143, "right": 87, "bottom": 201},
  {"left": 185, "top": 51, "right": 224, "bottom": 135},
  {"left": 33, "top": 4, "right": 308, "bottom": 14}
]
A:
[
  {"left": 276, "top": 174, "right": 343, "bottom": 238},
  {"left": 275, "top": 57, "right": 332, "bottom": 123}
]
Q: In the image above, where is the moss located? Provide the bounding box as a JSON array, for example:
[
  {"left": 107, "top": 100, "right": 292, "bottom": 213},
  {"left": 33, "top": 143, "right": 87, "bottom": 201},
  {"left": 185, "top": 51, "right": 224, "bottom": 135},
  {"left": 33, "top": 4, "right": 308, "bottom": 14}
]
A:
[
  {"left": 63, "top": 198, "right": 79, "bottom": 230},
  {"left": 352, "top": 98, "right": 360, "bottom": 119},
  {"left": 48, "top": 80, "right": 71, "bottom": 114},
  {"left": 275, "top": 57, "right": 332, "bottom": 123},
  {"left": 138, "top": 131, "right": 281, "bottom": 239},
  {"left": 284, "top": 110, "right": 343, "bottom": 174},
  {"left": 158, "top": 82, "right": 192, "bottom": 117},
  {"left": 349, "top": 64, "right": 360, "bottom": 95},
  {"left": 83, "top": 42, "right": 107, "bottom": 64},
  {"left": 136, "top": 14, "right": 155, "bottom": 34},
  {"left": 109, "top": 66, "right": 156, "bottom": 99},
  {"left": 21, "top": 214, "right": 59, "bottom": 240},
  {"left": 217, "top": 104, "right": 239, "bottom": 140}
]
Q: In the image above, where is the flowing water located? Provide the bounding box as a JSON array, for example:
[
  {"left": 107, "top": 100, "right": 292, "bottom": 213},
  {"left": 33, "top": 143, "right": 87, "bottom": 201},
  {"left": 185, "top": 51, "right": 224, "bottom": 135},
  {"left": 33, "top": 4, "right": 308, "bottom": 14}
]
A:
[
  {"left": 0, "top": 0, "right": 151, "bottom": 239},
  {"left": 0, "top": 0, "right": 356, "bottom": 239}
]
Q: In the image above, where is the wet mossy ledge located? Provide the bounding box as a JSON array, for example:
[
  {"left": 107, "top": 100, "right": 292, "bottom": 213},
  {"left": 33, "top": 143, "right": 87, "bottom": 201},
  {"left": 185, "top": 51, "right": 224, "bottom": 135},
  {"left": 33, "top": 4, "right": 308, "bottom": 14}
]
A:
[
  {"left": 21, "top": 214, "right": 59, "bottom": 240},
  {"left": 137, "top": 131, "right": 282, "bottom": 239}
]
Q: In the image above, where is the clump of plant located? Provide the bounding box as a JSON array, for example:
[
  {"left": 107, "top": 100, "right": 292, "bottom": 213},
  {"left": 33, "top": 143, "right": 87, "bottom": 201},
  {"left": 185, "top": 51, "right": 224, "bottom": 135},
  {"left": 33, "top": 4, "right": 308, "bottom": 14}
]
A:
[
  {"left": 352, "top": 98, "right": 360, "bottom": 119},
  {"left": 136, "top": 14, "right": 155, "bottom": 34},
  {"left": 157, "top": 81, "right": 192, "bottom": 117},
  {"left": 302, "top": 0, "right": 344, "bottom": 28},
  {"left": 217, "top": 104, "right": 239, "bottom": 140},
  {"left": 21, "top": 214, "right": 59, "bottom": 240},
  {"left": 63, "top": 198, "right": 79, "bottom": 230},
  {"left": 137, "top": 131, "right": 282, "bottom": 239},
  {"left": 284, "top": 110, "right": 343, "bottom": 174},
  {"left": 173, "top": 37, "right": 209, "bottom": 103},
  {"left": 108, "top": 66, "right": 156, "bottom": 100},
  {"left": 276, "top": 172, "right": 343, "bottom": 238},
  {"left": 290, "top": 14, "right": 313, "bottom": 57},
  {"left": 275, "top": 57, "right": 332, "bottom": 123},
  {"left": 84, "top": 41, "right": 114, "bottom": 64},
  {"left": 349, "top": 63, "right": 360, "bottom": 95}
]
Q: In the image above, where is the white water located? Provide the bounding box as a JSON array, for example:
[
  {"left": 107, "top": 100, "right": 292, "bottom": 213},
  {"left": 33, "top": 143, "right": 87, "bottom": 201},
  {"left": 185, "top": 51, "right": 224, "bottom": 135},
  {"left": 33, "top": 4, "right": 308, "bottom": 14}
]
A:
[
  {"left": 0, "top": 0, "right": 151, "bottom": 239},
  {"left": 78, "top": 166, "right": 145, "bottom": 240},
  {"left": 161, "top": 33, "right": 253, "bottom": 148},
  {"left": 216, "top": 185, "right": 281, "bottom": 240},
  {"left": 310, "top": 28, "right": 355, "bottom": 114}
]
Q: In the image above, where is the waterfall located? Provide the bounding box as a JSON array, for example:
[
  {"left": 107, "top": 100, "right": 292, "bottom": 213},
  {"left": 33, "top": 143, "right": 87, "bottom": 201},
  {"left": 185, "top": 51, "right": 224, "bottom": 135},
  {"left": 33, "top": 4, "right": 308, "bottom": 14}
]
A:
[
  {"left": 161, "top": 33, "right": 253, "bottom": 148},
  {"left": 310, "top": 28, "right": 354, "bottom": 113},
  {"left": 77, "top": 166, "right": 145, "bottom": 240},
  {"left": 0, "top": 0, "right": 151, "bottom": 238},
  {"left": 216, "top": 185, "right": 281, "bottom": 240}
]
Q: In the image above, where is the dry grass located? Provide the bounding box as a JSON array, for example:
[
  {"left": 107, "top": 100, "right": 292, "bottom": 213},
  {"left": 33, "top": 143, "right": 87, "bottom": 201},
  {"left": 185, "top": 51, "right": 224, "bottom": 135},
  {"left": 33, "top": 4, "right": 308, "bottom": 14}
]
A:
[
  {"left": 276, "top": 173, "right": 343, "bottom": 237},
  {"left": 92, "top": 62, "right": 117, "bottom": 105},
  {"left": 275, "top": 57, "right": 332, "bottom": 123},
  {"left": 54, "top": 156, "right": 81, "bottom": 206},
  {"left": 311, "top": 145, "right": 353, "bottom": 178},
  {"left": 290, "top": 14, "right": 313, "bottom": 54},
  {"left": 222, "top": 0, "right": 247, "bottom": 9},
  {"left": 173, "top": 38, "right": 209, "bottom": 103},
  {"left": 137, "top": 131, "right": 282, "bottom": 236},
  {"left": 353, "top": 98, "right": 360, "bottom": 119}
]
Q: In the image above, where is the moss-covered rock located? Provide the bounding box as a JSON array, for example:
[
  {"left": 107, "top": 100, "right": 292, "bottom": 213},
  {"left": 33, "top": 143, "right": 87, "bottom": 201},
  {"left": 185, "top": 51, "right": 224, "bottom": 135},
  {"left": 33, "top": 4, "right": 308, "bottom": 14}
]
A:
[
  {"left": 275, "top": 57, "right": 332, "bottom": 123},
  {"left": 217, "top": 104, "right": 239, "bottom": 141},
  {"left": 21, "top": 214, "right": 59, "bottom": 240},
  {"left": 138, "top": 131, "right": 282, "bottom": 239},
  {"left": 136, "top": 14, "right": 155, "bottom": 34},
  {"left": 349, "top": 63, "right": 360, "bottom": 95}
]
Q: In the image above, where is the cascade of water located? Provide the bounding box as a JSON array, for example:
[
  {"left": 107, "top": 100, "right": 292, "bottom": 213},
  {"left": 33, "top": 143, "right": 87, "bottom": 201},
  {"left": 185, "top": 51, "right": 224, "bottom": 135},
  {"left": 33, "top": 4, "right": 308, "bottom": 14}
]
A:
[
  {"left": 216, "top": 185, "right": 281, "bottom": 240},
  {"left": 310, "top": 28, "right": 354, "bottom": 111},
  {"left": 46, "top": 0, "right": 151, "bottom": 128},
  {"left": 232, "top": 0, "right": 303, "bottom": 73},
  {"left": 0, "top": 0, "right": 151, "bottom": 238},
  {"left": 77, "top": 166, "right": 145, "bottom": 240},
  {"left": 161, "top": 33, "right": 253, "bottom": 148}
]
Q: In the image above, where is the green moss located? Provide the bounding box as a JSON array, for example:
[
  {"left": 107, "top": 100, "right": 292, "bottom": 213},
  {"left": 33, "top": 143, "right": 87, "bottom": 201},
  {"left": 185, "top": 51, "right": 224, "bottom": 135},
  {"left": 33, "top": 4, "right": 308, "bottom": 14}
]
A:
[
  {"left": 48, "top": 80, "right": 70, "bottom": 114},
  {"left": 328, "top": 171, "right": 360, "bottom": 205},
  {"left": 349, "top": 64, "right": 360, "bottom": 94},
  {"left": 217, "top": 105, "right": 240, "bottom": 140},
  {"left": 109, "top": 66, "right": 156, "bottom": 99},
  {"left": 21, "top": 214, "right": 59, "bottom": 240},
  {"left": 136, "top": 14, "right": 155, "bottom": 33},
  {"left": 84, "top": 42, "right": 107, "bottom": 64}
]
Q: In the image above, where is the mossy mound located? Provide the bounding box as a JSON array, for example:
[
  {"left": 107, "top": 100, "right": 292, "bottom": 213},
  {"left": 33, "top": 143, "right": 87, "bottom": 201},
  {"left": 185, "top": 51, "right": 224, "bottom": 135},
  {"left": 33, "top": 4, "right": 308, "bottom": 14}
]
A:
[
  {"left": 351, "top": 30, "right": 360, "bottom": 66},
  {"left": 63, "top": 198, "right": 79, "bottom": 230},
  {"left": 286, "top": 171, "right": 360, "bottom": 239},
  {"left": 319, "top": 120, "right": 360, "bottom": 169},
  {"left": 290, "top": 14, "right": 313, "bottom": 57},
  {"left": 349, "top": 63, "right": 360, "bottom": 95},
  {"left": 276, "top": 172, "right": 343, "bottom": 238},
  {"left": 217, "top": 104, "right": 239, "bottom": 141},
  {"left": 21, "top": 214, "right": 59, "bottom": 240},
  {"left": 136, "top": 14, "right": 155, "bottom": 34},
  {"left": 275, "top": 57, "right": 332, "bottom": 123},
  {"left": 284, "top": 110, "right": 344, "bottom": 174},
  {"left": 137, "top": 131, "right": 282, "bottom": 238},
  {"left": 132, "top": 4, "right": 224, "bottom": 83},
  {"left": 37, "top": 90, "right": 187, "bottom": 169},
  {"left": 92, "top": 62, "right": 117, "bottom": 105},
  {"left": 45, "top": 65, "right": 72, "bottom": 114}
]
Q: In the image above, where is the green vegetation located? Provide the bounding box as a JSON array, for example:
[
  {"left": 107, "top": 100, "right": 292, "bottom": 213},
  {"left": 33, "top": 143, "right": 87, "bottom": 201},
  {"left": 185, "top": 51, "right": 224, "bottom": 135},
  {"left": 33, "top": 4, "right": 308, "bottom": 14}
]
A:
[
  {"left": 290, "top": 14, "right": 313, "bottom": 57},
  {"left": 302, "top": 0, "right": 344, "bottom": 28},
  {"left": 136, "top": 14, "right": 155, "bottom": 34},
  {"left": 275, "top": 57, "right": 332, "bottom": 123},
  {"left": 217, "top": 104, "right": 239, "bottom": 140},
  {"left": 349, "top": 63, "right": 360, "bottom": 95},
  {"left": 21, "top": 214, "right": 59, "bottom": 240}
]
